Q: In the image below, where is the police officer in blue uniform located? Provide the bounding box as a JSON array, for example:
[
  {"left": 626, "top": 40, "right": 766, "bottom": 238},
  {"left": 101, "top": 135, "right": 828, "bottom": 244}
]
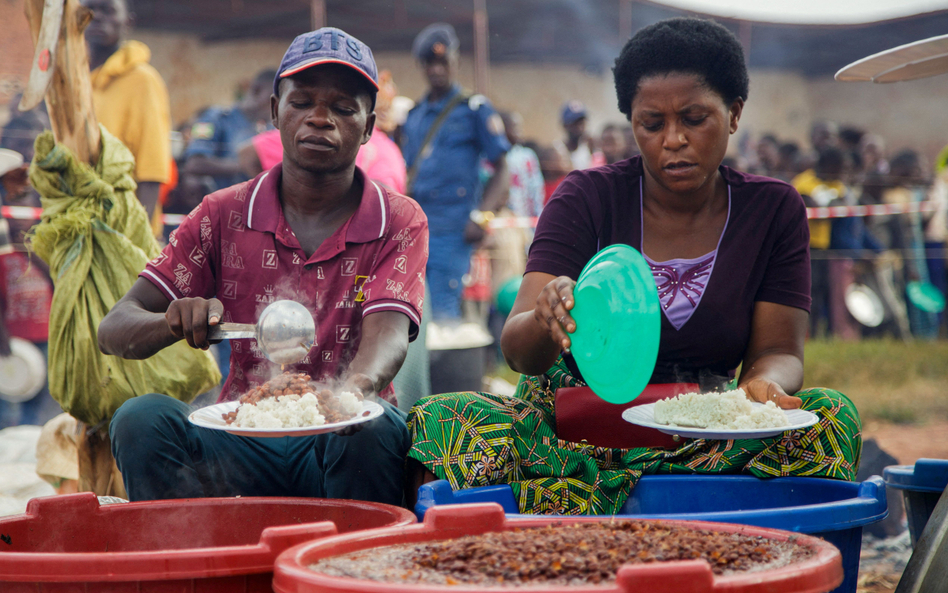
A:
[
  {"left": 401, "top": 23, "right": 510, "bottom": 321},
  {"left": 183, "top": 69, "right": 276, "bottom": 192}
]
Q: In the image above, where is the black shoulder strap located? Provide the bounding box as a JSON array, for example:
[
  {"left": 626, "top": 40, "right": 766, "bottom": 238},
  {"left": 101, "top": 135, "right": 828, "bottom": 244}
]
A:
[{"left": 406, "top": 91, "right": 470, "bottom": 194}]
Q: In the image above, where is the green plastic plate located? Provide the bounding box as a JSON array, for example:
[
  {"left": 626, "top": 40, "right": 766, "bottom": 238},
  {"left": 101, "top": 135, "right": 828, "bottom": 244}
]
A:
[
  {"left": 907, "top": 281, "right": 946, "bottom": 313},
  {"left": 569, "top": 244, "right": 660, "bottom": 404}
]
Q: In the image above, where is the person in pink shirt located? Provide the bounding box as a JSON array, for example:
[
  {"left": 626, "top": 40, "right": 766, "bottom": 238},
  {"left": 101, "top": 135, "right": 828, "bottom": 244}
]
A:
[
  {"left": 248, "top": 126, "right": 406, "bottom": 194},
  {"left": 242, "top": 70, "right": 407, "bottom": 194},
  {"left": 99, "top": 28, "right": 427, "bottom": 504}
]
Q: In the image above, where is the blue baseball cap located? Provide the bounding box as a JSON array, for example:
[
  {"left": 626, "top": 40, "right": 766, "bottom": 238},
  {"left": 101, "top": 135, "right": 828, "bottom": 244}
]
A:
[
  {"left": 561, "top": 100, "right": 587, "bottom": 125},
  {"left": 412, "top": 23, "right": 460, "bottom": 61},
  {"left": 274, "top": 28, "right": 379, "bottom": 96}
]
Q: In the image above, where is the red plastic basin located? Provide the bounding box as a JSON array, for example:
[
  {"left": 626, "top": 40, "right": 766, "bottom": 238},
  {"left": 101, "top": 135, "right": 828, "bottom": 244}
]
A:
[
  {"left": 273, "top": 503, "right": 844, "bottom": 593},
  {"left": 0, "top": 492, "right": 416, "bottom": 592}
]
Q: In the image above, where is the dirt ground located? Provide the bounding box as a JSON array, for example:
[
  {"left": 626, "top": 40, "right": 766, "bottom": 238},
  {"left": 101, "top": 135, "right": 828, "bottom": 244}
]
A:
[
  {"left": 856, "top": 420, "right": 948, "bottom": 593},
  {"left": 862, "top": 420, "right": 948, "bottom": 465}
]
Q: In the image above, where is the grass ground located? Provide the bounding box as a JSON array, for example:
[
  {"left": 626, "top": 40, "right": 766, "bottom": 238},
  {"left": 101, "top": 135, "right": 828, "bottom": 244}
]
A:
[
  {"left": 487, "top": 339, "right": 948, "bottom": 425},
  {"left": 803, "top": 339, "right": 948, "bottom": 424}
]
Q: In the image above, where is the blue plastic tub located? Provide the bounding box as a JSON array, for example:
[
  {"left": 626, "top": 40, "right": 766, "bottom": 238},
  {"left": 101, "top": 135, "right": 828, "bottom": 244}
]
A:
[
  {"left": 416, "top": 475, "right": 887, "bottom": 593},
  {"left": 884, "top": 458, "right": 948, "bottom": 547}
]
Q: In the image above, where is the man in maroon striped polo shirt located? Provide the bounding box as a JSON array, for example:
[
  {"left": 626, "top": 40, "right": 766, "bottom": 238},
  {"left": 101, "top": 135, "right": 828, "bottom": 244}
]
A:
[{"left": 99, "top": 28, "right": 427, "bottom": 505}]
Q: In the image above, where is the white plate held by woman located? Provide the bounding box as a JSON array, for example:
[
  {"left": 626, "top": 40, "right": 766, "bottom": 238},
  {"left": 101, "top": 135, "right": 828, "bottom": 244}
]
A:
[
  {"left": 189, "top": 400, "right": 384, "bottom": 438},
  {"left": 622, "top": 402, "right": 819, "bottom": 440}
]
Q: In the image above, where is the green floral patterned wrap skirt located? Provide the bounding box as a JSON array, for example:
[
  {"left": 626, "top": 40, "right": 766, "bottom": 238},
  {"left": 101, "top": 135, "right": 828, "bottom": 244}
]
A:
[{"left": 407, "top": 358, "right": 862, "bottom": 515}]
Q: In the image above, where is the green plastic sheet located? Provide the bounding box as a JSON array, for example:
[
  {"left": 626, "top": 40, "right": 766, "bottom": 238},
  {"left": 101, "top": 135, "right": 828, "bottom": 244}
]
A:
[{"left": 28, "top": 127, "right": 220, "bottom": 426}]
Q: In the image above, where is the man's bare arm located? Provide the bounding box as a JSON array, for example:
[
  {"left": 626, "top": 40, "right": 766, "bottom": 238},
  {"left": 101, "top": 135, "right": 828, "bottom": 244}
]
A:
[
  {"left": 341, "top": 311, "right": 410, "bottom": 398},
  {"left": 98, "top": 277, "right": 224, "bottom": 359}
]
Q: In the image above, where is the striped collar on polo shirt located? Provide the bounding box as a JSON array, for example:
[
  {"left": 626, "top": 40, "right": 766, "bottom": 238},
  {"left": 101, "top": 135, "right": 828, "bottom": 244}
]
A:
[{"left": 245, "top": 163, "right": 390, "bottom": 243}]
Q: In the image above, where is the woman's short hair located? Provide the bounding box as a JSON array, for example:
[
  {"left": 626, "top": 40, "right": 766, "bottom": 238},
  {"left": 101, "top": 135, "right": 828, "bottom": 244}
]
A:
[{"left": 613, "top": 17, "right": 749, "bottom": 119}]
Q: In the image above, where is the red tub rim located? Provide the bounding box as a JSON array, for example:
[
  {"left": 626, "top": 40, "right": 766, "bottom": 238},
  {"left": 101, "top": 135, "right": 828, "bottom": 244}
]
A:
[
  {"left": 273, "top": 503, "right": 844, "bottom": 593},
  {"left": 0, "top": 492, "right": 416, "bottom": 583}
]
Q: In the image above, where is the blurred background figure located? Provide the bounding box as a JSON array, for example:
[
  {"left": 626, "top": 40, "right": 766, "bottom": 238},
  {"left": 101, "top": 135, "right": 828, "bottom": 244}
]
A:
[
  {"left": 860, "top": 134, "right": 890, "bottom": 206},
  {"left": 599, "top": 124, "right": 628, "bottom": 165},
  {"left": 0, "top": 97, "right": 49, "bottom": 163},
  {"left": 882, "top": 150, "right": 939, "bottom": 339},
  {"left": 554, "top": 100, "right": 603, "bottom": 171},
  {"left": 750, "top": 134, "right": 780, "bottom": 177},
  {"left": 927, "top": 147, "right": 948, "bottom": 333},
  {"left": 860, "top": 134, "right": 890, "bottom": 179},
  {"left": 501, "top": 111, "right": 544, "bottom": 220},
  {"left": 400, "top": 22, "right": 509, "bottom": 323},
  {"left": 483, "top": 112, "right": 544, "bottom": 374},
  {"left": 775, "top": 141, "right": 803, "bottom": 182},
  {"left": 538, "top": 145, "right": 571, "bottom": 204},
  {"left": 811, "top": 120, "right": 840, "bottom": 152},
  {"left": 839, "top": 126, "right": 865, "bottom": 173},
  {"left": 0, "top": 146, "right": 58, "bottom": 429},
  {"left": 179, "top": 68, "right": 275, "bottom": 388},
  {"left": 82, "top": 0, "right": 172, "bottom": 236},
  {"left": 162, "top": 119, "right": 215, "bottom": 222},
  {"left": 182, "top": 68, "right": 275, "bottom": 194},
  {"left": 351, "top": 70, "right": 408, "bottom": 194},
  {"left": 794, "top": 147, "right": 853, "bottom": 338},
  {"left": 622, "top": 125, "right": 640, "bottom": 159},
  {"left": 488, "top": 110, "right": 540, "bottom": 327}
]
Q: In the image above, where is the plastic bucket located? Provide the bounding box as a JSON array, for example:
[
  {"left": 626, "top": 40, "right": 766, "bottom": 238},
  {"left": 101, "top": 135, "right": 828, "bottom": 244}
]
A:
[
  {"left": 415, "top": 475, "right": 887, "bottom": 593},
  {"left": 429, "top": 347, "right": 488, "bottom": 393},
  {"left": 0, "top": 492, "right": 416, "bottom": 592},
  {"left": 273, "top": 503, "right": 844, "bottom": 593},
  {"left": 883, "top": 458, "right": 948, "bottom": 547}
]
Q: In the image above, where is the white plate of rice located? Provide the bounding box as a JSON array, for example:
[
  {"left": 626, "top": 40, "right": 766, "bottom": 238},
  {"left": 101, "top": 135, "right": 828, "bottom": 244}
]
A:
[
  {"left": 622, "top": 389, "right": 819, "bottom": 440},
  {"left": 189, "top": 398, "right": 385, "bottom": 438}
]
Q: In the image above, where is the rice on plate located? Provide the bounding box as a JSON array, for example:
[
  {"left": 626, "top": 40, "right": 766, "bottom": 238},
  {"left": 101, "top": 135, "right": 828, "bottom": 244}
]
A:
[
  {"left": 234, "top": 391, "right": 362, "bottom": 429},
  {"left": 653, "top": 389, "right": 789, "bottom": 430}
]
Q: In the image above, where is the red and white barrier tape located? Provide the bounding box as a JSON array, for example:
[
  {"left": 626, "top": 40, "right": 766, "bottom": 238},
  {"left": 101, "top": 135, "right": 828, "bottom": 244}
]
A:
[
  {"left": 0, "top": 206, "right": 187, "bottom": 225},
  {"left": 2, "top": 200, "right": 941, "bottom": 227},
  {"left": 485, "top": 201, "right": 941, "bottom": 229},
  {"left": 804, "top": 200, "right": 939, "bottom": 220},
  {"left": 0, "top": 206, "right": 42, "bottom": 220}
]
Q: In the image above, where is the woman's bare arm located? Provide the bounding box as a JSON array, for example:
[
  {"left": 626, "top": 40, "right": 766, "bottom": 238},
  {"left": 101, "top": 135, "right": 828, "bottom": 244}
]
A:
[
  {"left": 737, "top": 301, "right": 808, "bottom": 409},
  {"left": 500, "top": 271, "right": 577, "bottom": 376}
]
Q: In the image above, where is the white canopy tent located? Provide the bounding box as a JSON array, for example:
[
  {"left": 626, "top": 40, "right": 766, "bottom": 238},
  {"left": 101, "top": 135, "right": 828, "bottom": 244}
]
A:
[
  {"left": 836, "top": 34, "right": 948, "bottom": 83},
  {"left": 647, "top": 0, "right": 946, "bottom": 25}
]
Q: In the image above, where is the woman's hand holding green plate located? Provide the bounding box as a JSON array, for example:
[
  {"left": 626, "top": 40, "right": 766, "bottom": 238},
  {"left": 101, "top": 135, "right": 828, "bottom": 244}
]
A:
[{"left": 569, "top": 244, "right": 661, "bottom": 404}]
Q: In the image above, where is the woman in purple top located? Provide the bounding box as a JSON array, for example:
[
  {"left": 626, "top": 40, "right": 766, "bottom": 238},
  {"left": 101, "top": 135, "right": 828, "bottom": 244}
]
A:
[{"left": 407, "top": 17, "right": 860, "bottom": 516}]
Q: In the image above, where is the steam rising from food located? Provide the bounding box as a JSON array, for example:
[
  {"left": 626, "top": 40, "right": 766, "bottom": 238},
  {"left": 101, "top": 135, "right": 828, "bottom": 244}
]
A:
[{"left": 223, "top": 373, "right": 363, "bottom": 428}]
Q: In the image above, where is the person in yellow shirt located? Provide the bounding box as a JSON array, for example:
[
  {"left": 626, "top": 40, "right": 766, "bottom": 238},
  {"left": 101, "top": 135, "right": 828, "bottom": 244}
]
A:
[
  {"left": 83, "top": 0, "right": 171, "bottom": 235},
  {"left": 792, "top": 148, "right": 855, "bottom": 339}
]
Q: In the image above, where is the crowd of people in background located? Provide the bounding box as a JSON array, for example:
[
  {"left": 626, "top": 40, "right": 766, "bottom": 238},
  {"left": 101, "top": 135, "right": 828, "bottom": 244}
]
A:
[
  {"left": 740, "top": 121, "right": 948, "bottom": 342},
  {"left": 0, "top": 2, "right": 946, "bottom": 439}
]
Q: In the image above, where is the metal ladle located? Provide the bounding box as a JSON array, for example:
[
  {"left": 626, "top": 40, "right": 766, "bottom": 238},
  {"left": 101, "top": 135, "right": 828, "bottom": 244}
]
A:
[{"left": 207, "top": 300, "right": 316, "bottom": 365}]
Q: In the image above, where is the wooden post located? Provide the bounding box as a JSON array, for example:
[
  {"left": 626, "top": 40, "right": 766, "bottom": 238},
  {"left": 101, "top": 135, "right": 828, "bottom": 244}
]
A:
[
  {"left": 473, "top": 0, "right": 490, "bottom": 96},
  {"left": 739, "top": 20, "right": 752, "bottom": 63},
  {"left": 619, "top": 0, "right": 633, "bottom": 40},
  {"left": 310, "top": 0, "right": 326, "bottom": 30},
  {"left": 22, "top": 0, "right": 100, "bottom": 165}
]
